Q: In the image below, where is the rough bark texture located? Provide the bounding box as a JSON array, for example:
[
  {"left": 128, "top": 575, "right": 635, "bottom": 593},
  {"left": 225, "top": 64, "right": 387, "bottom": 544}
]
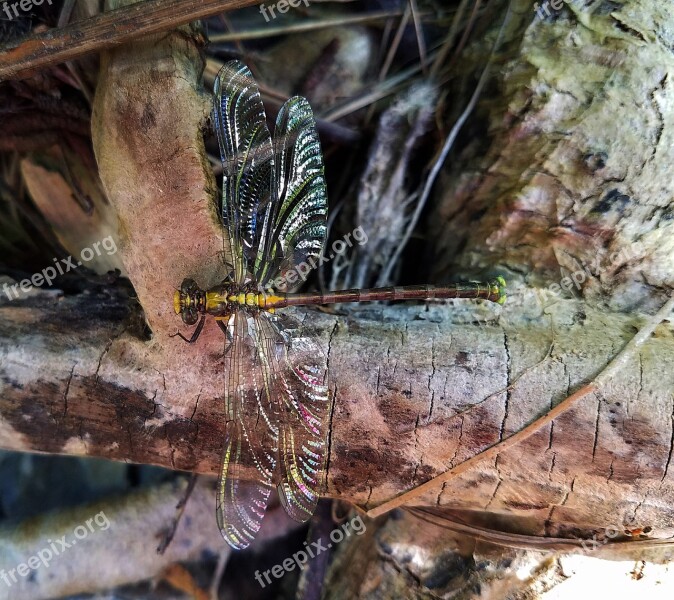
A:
[
  {"left": 2, "top": 0, "right": 674, "bottom": 564},
  {"left": 433, "top": 0, "right": 674, "bottom": 314}
]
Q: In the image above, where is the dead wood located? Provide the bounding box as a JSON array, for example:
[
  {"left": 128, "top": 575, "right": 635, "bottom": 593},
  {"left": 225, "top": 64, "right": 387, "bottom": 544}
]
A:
[
  {"left": 432, "top": 0, "right": 674, "bottom": 314},
  {"left": 2, "top": 273, "right": 674, "bottom": 549}
]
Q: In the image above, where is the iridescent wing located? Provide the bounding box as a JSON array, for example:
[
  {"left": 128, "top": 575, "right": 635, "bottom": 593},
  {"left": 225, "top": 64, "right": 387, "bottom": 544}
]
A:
[
  {"left": 214, "top": 62, "right": 330, "bottom": 548},
  {"left": 217, "top": 310, "right": 279, "bottom": 549},
  {"left": 216, "top": 311, "right": 330, "bottom": 548},
  {"left": 255, "top": 96, "right": 328, "bottom": 289},
  {"left": 213, "top": 61, "right": 274, "bottom": 284},
  {"left": 262, "top": 313, "right": 330, "bottom": 522}
]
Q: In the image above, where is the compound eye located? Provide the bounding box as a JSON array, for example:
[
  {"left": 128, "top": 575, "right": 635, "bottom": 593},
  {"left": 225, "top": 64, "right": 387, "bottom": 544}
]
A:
[
  {"left": 181, "top": 278, "right": 199, "bottom": 294},
  {"left": 182, "top": 307, "right": 199, "bottom": 325}
]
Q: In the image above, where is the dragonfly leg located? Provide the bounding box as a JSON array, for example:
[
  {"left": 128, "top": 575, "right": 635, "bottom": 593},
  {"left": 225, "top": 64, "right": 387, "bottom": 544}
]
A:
[
  {"left": 216, "top": 318, "right": 234, "bottom": 352},
  {"left": 170, "top": 315, "right": 206, "bottom": 344}
]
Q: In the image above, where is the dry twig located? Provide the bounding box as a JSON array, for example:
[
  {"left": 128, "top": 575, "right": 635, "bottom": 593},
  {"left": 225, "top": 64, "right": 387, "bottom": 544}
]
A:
[{"left": 0, "top": 0, "right": 258, "bottom": 81}]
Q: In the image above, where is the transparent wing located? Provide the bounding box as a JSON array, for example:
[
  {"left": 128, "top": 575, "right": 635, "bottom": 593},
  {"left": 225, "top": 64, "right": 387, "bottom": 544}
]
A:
[
  {"left": 258, "top": 312, "right": 331, "bottom": 522},
  {"left": 216, "top": 311, "right": 330, "bottom": 547},
  {"left": 255, "top": 97, "right": 328, "bottom": 289},
  {"left": 213, "top": 61, "right": 274, "bottom": 284},
  {"left": 217, "top": 311, "right": 279, "bottom": 550}
]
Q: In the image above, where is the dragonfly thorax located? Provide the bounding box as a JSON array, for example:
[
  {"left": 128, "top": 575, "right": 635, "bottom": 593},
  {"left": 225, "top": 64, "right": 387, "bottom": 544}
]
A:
[{"left": 174, "top": 278, "right": 284, "bottom": 324}]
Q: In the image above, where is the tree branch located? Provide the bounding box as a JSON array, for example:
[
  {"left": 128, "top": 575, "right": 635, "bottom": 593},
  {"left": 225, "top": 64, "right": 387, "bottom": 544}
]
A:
[{"left": 2, "top": 282, "right": 674, "bottom": 540}]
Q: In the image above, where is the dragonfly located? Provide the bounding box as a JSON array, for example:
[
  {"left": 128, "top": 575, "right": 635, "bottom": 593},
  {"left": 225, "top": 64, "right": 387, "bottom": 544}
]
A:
[{"left": 173, "top": 60, "right": 507, "bottom": 550}]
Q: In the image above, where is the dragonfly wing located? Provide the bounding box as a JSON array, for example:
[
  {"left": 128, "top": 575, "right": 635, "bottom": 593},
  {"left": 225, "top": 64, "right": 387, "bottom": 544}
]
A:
[
  {"left": 213, "top": 61, "right": 274, "bottom": 284},
  {"left": 255, "top": 96, "right": 328, "bottom": 289},
  {"left": 217, "top": 311, "right": 279, "bottom": 549},
  {"left": 257, "top": 313, "right": 331, "bottom": 522}
]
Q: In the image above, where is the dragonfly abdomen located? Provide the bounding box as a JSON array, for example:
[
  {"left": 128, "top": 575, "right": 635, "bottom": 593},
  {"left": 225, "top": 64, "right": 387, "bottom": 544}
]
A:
[{"left": 265, "top": 277, "right": 506, "bottom": 308}]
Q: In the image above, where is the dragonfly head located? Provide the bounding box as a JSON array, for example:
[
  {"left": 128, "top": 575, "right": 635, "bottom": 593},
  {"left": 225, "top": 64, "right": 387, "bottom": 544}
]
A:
[{"left": 174, "top": 278, "right": 204, "bottom": 325}]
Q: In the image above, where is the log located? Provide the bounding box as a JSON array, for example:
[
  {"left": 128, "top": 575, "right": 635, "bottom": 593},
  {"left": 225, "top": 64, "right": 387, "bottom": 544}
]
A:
[
  {"left": 432, "top": 0, "right": 674, "bottom": 314},
  {"left": 2, "top": 275, "right": 674, "bottom": 547}
]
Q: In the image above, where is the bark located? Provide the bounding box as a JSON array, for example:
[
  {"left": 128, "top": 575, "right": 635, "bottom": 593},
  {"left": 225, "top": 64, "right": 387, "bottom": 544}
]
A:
[
  {"left": 322, "top": 507, "right": 674, "bottom": 599},
  {"left": 433, "top": 0, "right": 674, "bottom": 314},
  {"left": 1, "top": 0, "right": 674, "bottom": 563},
  {"left": 2, "top": 276, "right": 674, "bottom": 549}
]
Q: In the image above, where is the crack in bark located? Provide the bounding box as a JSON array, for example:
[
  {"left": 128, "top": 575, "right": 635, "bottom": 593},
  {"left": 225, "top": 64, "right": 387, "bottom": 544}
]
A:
[
  {"left": 62, "top": 365, "right": 75, "bottom": 419},
  {"left": 189, "top": 388, "right": 202, "bottom": 423},
  {"left": 500, "top": 331, "right": 511, "bottom": 443},
  {"left": 365, "top": 483, "right": 373, "bottom": 507},
  {"left": 548, "top": 451, "right": 557, "bottom": 481},
  {"left": 142, "top": 397, "right": 160, "bottom": 430},
  {"left": 188, "top": 387, "right": 202, "bottom": 438},
  {"left": 591, "top": 396, "right": 601, "bottom": 461},
  {"left": 153, "top": 368, "right": 167, "bottom": 394},
  {"left": 648, "top": 74, "right": 667, "bottom": 164},
  {"left": 561, "top": 477, "right": 576, "bottom": 507},
  {"left": 427, "top": 335, "right": 436, "bottom": 424},
  {"left": 448, "top": 414, "right": 464, "bottom": 468},
  {"left": 486, "top": 476, "right": 502, "bottom": 509},
  {"left": 661, "top": 392, "right": 674, "bottom": 483},
  {"left": 94, "top": 324, "right": 129, "bottom": 386},
  {"left": 630, "top": 489, "right": 649, "bottom": 526},
  {"left": 609, "top": 13, "right": 649, "bottom": 43},
  {"left": 435, "top": 481, "right": 447, "bottom": 506},
  {"left": 325, "top": 319, "right": 339, "bottom": 488}
]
